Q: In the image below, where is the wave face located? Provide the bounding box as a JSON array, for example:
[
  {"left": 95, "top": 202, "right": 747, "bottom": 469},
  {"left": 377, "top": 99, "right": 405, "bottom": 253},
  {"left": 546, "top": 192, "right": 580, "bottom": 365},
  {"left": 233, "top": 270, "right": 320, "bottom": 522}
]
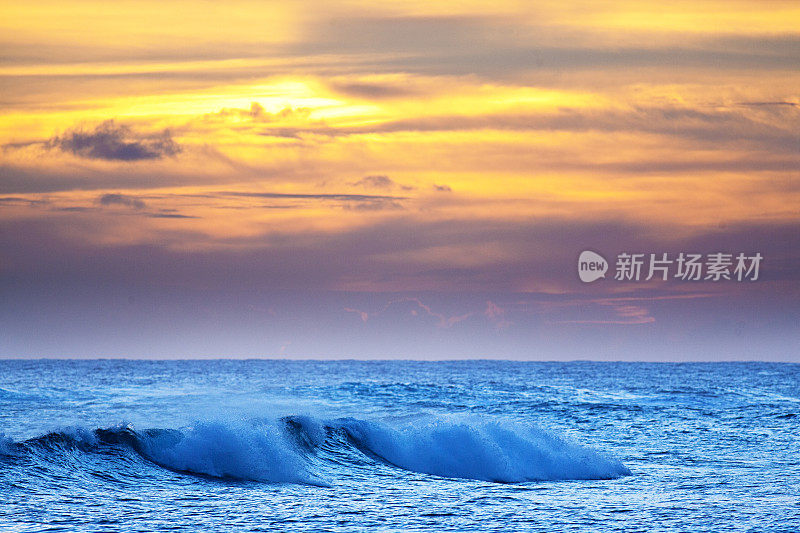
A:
[
  {"left": 3, "top": 416, "right": 629, "bottom": 486},
  {"left": 337, "top": 417, "right": 631, "bottom": 482},
  {"left": 134, "top": 421, "right": 329, "bottom": 486}
]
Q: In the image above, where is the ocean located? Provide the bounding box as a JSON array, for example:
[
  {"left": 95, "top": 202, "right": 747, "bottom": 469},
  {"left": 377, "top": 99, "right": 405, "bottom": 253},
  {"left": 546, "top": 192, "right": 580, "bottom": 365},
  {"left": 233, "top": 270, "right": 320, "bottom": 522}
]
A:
[{"left": 1, "top": 360, "right": 798, "bottom": 532}]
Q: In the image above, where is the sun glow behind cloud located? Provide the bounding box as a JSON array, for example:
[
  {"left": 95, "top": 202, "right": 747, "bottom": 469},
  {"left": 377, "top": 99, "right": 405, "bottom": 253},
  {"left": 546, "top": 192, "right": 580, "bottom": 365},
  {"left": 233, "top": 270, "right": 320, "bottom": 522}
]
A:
[{"left": 1, "top": 0, "right": 798, "bottom": 357}]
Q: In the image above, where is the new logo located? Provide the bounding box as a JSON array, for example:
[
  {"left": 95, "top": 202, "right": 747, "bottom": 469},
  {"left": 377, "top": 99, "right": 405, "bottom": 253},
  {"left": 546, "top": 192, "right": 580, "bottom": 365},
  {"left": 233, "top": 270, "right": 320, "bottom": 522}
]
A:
[{"left": 578, "top": 250, "right": 608, "bottom": 283}]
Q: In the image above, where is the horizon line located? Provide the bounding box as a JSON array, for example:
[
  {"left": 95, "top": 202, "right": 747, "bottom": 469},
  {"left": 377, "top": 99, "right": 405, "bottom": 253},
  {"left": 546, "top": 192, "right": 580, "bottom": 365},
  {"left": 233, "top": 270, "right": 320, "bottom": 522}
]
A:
[{"left": 1, "top": 357, "right": 797, "bottom": 364}]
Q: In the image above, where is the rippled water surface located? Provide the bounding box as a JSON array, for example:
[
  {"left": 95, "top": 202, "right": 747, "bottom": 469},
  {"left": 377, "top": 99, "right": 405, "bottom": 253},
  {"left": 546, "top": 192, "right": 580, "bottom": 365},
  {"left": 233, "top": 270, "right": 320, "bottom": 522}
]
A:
[{"left": 1, "top": 360, "right": 798, "bottom": 532}]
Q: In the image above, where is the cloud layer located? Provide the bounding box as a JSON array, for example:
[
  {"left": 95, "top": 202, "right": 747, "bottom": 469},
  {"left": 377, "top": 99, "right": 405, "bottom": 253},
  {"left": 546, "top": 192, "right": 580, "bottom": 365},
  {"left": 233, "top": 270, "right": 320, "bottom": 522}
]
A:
[{"left": 0, "top": 0, "right": 798, "bottom": 358}]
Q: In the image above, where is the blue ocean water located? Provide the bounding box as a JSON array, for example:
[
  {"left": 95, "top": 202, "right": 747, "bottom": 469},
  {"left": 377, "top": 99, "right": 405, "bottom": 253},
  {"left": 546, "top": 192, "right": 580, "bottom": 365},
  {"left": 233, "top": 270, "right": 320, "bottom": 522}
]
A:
[{"left": 1, "top": 360, "right": 798, "bottom": 532}]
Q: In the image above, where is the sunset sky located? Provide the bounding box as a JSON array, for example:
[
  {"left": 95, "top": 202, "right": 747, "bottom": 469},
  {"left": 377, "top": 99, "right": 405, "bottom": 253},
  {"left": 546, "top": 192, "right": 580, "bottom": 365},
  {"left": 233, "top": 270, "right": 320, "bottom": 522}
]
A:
[{"left": 1, "top": 1, "right": 798, "bottom": 359}]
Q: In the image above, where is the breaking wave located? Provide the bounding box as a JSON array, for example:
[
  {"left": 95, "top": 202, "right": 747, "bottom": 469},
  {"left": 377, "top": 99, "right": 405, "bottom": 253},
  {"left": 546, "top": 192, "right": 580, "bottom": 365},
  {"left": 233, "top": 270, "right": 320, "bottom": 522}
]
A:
[{"left": 2, "top": 415, "right": 630, "bottom": 486}]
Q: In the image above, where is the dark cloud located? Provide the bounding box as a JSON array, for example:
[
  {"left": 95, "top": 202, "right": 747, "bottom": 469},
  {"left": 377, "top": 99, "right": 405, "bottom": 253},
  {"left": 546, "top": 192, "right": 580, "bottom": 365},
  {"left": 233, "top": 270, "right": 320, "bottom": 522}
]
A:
[
  {"left": 98, "top": 193, "right": 146, "bottom": 209},
  {"left": 738, "top": 101, "right": 799, "bottom": 108},
  {"left": 211, "top": 190, "right": 410, "bottom": 211},
  {"left": 0, "top": 196, "right": 48, "bottom": 207},
  {"left": 343, "top": 199, "right": 404, "bottom": 211},
  {"left": 96, "top": 194, "right": 200, "bottom": 218},
  {"left": 434, "top": 184, "right": 452, "bottom": 192},
  {"left": 146, "top": 213, "right": 199, "bottom": 219},
  {"left": 218, "top": 190, "right": 409, "bottom": 202},
  {"left": 208, "top": 103, "right": 311, "bottom": 123},
  {"left": 350, "top": 175, "right": 415, "bottom": 191},
  {"left": 47, "top": 120, "right": 181, "bottom": 161},
  {"left": 3, "top": 192, "right": 203, "bottom": 218},
  {"left": 351, "top": 175, "right": 395, "bottom": 189},
  {"left": 56, "top": 206, "right": 94, "bottom": 212}
]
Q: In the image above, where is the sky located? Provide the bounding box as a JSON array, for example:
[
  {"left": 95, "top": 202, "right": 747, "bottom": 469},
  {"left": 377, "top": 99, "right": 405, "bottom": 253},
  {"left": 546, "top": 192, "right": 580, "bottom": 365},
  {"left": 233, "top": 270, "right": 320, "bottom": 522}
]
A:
[{"left": 1, "top": 1, "right": 798, "bottom": 360}]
